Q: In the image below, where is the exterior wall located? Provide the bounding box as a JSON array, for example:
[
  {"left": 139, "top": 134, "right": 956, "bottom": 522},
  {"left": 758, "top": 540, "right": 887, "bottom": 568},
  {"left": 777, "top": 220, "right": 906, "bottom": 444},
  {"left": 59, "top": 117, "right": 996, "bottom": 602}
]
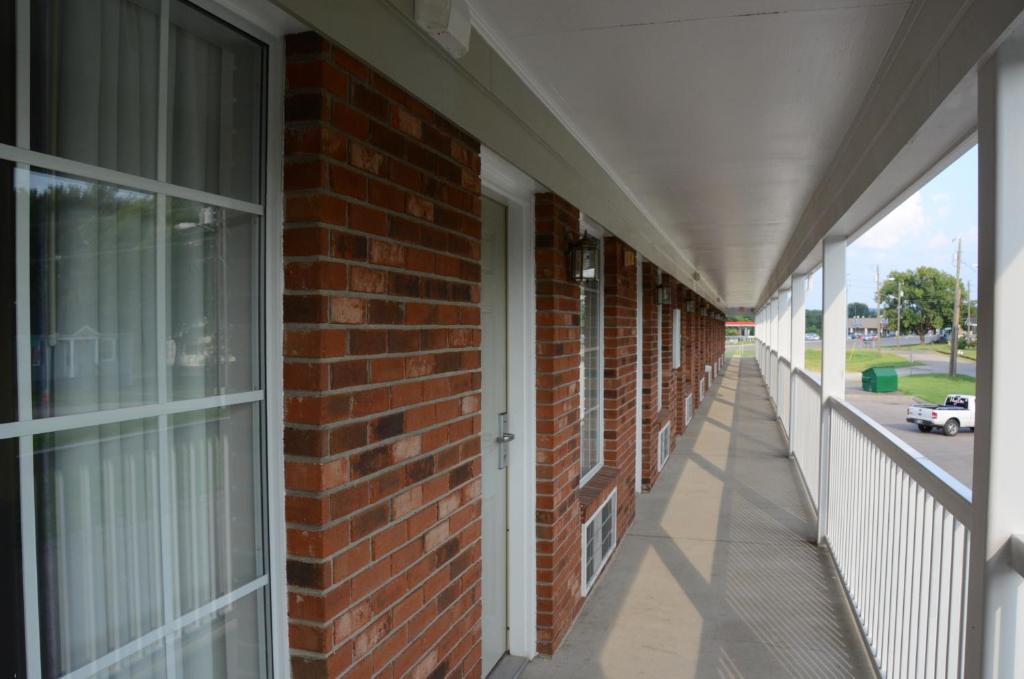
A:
[
  {"left": 639, "top": 262, "right": 664, "bottom": 489},
  {"left": 283, "top": 33, "right": 484, "bottom": 679},
  {"left": 601, "top": 238, "right": 639, "bottom": 542},
  {"left": 533, "top": 193, "right": 583, "bottom": 655}
]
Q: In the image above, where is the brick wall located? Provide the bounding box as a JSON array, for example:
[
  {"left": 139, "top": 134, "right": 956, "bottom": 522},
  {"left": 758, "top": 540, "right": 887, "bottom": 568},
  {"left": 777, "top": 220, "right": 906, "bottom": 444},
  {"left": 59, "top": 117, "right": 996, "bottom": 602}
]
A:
[
  {"left": 639, "top": 262, "right": 665, "bottom": 489},
  {"left": 534, "top": 193, "right": 583, "bottom": 655},
  {"left": 601, "top": 237, "right": 638, "bottom": 540},
  {"left": 283, "top": 33, "right": 484, "bottom": 679}
]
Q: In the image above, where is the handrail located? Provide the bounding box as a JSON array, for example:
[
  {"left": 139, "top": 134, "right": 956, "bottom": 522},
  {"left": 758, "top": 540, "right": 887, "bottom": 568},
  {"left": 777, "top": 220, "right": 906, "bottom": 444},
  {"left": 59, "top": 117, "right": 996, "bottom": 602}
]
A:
[
  {"left": 826, "top": 396, "right": 972, "bottom": 523},
  {"left": 793, "top": 366, "right": 821, "bottom": 389},
  {"left": 778, "top": 356, "right": 791, "bottom": 369}
]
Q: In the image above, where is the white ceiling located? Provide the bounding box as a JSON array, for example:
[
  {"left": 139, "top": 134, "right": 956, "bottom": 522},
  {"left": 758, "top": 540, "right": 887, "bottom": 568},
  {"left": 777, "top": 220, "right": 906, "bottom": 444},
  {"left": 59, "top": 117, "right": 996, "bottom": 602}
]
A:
[{"left": 469, "top": 0, "right": 910, "bottom": 307}]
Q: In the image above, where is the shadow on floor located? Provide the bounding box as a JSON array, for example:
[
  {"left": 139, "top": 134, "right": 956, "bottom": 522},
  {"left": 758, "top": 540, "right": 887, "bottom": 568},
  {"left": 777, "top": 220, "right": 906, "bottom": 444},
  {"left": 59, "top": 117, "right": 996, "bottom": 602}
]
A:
[{"left": 523, "top": 357, "right": 875, "bottom": 679}]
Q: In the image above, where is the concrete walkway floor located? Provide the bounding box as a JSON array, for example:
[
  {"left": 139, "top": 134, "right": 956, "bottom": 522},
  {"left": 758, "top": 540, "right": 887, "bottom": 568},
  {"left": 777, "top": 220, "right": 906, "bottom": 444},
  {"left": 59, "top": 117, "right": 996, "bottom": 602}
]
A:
[{"left": 523, "top": 356, "right": 875, "bottom": 679}]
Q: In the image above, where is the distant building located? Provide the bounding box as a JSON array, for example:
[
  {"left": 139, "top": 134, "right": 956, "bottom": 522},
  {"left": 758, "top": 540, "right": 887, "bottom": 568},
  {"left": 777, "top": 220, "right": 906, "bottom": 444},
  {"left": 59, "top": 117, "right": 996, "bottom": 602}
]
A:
[{"left": 847, "top": 315, "right": 888, "bottom": 336}]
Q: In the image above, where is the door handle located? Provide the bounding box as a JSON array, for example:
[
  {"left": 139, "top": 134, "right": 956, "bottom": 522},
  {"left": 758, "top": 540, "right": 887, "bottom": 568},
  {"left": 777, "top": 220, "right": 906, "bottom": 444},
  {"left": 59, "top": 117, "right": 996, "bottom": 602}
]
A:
[{"left": 497, "top": 412, "right": 514, "bottom": 469}]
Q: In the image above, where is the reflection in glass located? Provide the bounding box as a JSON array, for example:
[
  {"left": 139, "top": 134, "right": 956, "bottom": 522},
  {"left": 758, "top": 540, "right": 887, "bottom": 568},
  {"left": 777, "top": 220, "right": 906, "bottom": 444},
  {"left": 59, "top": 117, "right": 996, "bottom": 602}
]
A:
[
  {"left": 175, "top": 590, "right": 266, "bottom": 678},
  {"left": 168, "top": 0, "right": 265, "bottom": 203},
  {"left": 579, "top": 248, "right": 602, "bottom": 480},
  {"left": 31, "top": 0, "right": 160, "bottom": 177},
  {"left": 171, "top": 405, "right": 264, "bottom": 615},
  {"left": 30, "top": 170, "right": 158, "bottom": 418},
  {"left": 35, "top": 420, "right": 163, "bottom": 677},
  {"left": 168, "top": 199, "right": 259, "bottom": 399}
]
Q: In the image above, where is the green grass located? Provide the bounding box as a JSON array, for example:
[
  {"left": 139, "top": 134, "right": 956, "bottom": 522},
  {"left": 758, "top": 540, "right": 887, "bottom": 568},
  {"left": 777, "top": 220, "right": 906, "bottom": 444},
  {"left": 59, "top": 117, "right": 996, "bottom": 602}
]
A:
[
  {"left": 804, "top": 348, "right": 921, "bottom": 373},
  {"left": 898, "top": 374, "right": 976, "bottom": 403}
]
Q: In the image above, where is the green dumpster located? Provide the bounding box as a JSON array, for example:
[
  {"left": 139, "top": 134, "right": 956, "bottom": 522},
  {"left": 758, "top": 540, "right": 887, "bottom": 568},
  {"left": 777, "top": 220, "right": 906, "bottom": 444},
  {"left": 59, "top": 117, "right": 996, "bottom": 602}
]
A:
[{"left": 862, "top": 366, "right": 898, "bottom": 393}]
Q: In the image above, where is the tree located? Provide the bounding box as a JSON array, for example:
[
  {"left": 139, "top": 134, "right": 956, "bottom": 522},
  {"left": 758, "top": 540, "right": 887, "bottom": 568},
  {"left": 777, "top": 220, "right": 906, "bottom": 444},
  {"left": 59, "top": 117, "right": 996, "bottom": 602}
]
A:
[
  {"left": 879, "top": 267, "right": 966, "bottom": 343},
  {"left": 805, "top": 309, "right": 822, "bottom": 336},
  {"left": 847, "top": 302, "right": 871, "bottom": 317}
]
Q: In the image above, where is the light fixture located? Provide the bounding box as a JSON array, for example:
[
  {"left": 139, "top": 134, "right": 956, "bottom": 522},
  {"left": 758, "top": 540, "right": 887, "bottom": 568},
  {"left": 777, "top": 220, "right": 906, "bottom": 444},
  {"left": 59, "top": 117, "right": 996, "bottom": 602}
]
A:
[
  {"left": 657, "top": 284, "right": 672, "bottom": 305},
  {"left": 685, "top": 300, "right": 695, "bottom": 313},
  {"left": 568, "top": 234, "right": 600, "bottom": 283}
]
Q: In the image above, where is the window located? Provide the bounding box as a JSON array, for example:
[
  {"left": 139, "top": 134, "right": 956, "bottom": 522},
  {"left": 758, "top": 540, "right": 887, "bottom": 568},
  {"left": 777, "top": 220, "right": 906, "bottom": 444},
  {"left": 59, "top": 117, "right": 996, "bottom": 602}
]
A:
[
  {"left": 685, "top": 393, "right": 694, "bottom": 426},
  {"left": 579, "top": 231, "right": 603, "bottom": 486},
  {"left": 3, "top": 2, "right": 273, "bottom": 677},
  {"left": 672, "top": 307, "right": 681, "bottom": 369},
  {"left": 657, "top": 422, "right": 671, "bottom": 470},
  {"left": 582, "top": 490, "right": 616, "bottom": 594}
]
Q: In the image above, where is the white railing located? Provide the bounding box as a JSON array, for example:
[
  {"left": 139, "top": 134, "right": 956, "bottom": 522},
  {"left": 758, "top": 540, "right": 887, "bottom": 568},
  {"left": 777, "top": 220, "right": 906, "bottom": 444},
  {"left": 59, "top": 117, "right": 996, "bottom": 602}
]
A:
[
  {"left": 768, "top": 350, "right": 779, "bottom": 407},
  {"left": 823, "top": 397, "right": 972, "bottom": 679},
  {"left": 790, "top": 368, "right": 821, "bottom": 509},
  {"left": 776, "top": 357, "right": 791, "bottom": 438},
  {"left": 684, "top": 393, "right": 694, "bottom": 425}
]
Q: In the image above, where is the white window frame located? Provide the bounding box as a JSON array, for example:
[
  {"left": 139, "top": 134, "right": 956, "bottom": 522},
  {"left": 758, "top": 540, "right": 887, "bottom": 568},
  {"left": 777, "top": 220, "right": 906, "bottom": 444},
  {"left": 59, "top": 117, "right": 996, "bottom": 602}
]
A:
[
  {"left": 634, "top": 254, "right": 643, "bottom": 494},
  {"left": 578, "top": 218, "right": 605, "bottom": 488},
  {"left": 672, "top": 307, "right": 681, "bottom": 369},
  {"left": 581, "top": 488, "right": 617, "bottom": 595},
  {"left": 2, "top": 1, "right": 297, "bottom": 676},
  {"left": 685, "top": 393, "right": 694, "bottom": 426}
]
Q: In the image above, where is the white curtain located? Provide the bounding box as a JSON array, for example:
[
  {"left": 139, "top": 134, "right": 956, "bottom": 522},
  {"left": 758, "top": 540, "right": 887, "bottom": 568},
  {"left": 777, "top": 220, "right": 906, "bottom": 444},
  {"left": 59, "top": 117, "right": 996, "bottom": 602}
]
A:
[{"left": 32, "top": 0, "right": 264, "bottom": 676}]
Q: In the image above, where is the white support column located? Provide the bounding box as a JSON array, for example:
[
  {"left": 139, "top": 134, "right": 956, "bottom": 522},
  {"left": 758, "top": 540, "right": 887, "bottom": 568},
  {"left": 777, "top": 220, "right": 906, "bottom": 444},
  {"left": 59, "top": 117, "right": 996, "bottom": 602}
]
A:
[
  {"left": 788, "top": 275, "right": 806, "bottom": 457},
  {"left": 968, "top": 31, "right": 1024, "bottom": 677},
  {"left": 790, "top": 275, "right": 806, "bottom": 371},
  {"left": 770, "top": 294, "right": 779, "bottom": 351},
  {"left": 779, "top": 288, "right": 792, "bottom": 362},
  {"left": 817, "top": 237, "right": 846, "bottom": 544}
]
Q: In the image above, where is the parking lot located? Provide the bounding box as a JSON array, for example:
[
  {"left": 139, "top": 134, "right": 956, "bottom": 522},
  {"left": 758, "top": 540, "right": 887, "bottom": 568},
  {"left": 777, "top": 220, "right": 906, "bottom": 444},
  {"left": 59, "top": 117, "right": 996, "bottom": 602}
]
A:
[{"left": 844, "top": 378, "right": 973, "bottom": 488}]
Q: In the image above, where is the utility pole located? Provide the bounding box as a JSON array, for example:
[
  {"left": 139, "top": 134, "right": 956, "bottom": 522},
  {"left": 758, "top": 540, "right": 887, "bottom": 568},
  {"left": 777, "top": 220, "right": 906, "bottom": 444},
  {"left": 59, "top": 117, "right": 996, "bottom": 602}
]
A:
[
  {"left": 896, "top": 279, "right": 903, "bottom": 339},
  {"left": 949, "top": 237, "right": 962, "bottom": 377},
  {"left": 875, "top": 265, "right": 882, "bottom": 351}
]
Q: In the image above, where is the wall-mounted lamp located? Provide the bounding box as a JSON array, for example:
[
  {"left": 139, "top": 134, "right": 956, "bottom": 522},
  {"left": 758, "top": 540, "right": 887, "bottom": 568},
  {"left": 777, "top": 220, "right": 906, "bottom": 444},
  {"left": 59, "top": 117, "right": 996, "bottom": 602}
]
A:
[
  {"left": 657, "top": 285, "right": 672, "bottom": 305},
  {"left": 685, "top": 300, "right": 695, "bottom": 313},
  {"left": 568, "top": 234, "right": 600, "bottom": 283}
]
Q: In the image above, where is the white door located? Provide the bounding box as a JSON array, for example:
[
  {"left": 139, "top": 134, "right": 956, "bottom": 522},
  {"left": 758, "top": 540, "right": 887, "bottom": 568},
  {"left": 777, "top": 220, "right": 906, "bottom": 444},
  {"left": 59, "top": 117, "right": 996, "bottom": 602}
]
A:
[{"left": 481, "top": 196, "right": 509, "bottom": 673}]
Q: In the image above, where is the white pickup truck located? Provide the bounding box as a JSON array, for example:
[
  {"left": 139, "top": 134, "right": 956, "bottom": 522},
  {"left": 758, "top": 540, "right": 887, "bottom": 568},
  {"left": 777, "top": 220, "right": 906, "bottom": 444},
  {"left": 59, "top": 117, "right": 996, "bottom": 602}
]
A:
[{"left": 906, "top": 394, "right": 975, "bottom": 436}]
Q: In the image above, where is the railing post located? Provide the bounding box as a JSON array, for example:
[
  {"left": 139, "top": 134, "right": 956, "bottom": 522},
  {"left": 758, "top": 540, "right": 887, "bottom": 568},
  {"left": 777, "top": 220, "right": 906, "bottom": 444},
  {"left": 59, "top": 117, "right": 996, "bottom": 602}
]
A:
[
  {"left": 789, "top": 274, "right": 806, "bottom": 456},
  {"left": 818, "top": 237, "right": 846, "bottom": 545},
  {"left": 968, "top": 33, "right": 1024, "bottom": 677}
]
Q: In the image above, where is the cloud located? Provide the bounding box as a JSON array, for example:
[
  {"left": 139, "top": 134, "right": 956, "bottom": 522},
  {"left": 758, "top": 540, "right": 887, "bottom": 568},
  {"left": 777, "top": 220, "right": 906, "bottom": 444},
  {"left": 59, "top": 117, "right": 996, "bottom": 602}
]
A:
[
  {"left": 929, "top": 191, "right": 952, "bottom": 219},
  {"left": 854, "top": 192, "right": 926, "bottom": 251}
]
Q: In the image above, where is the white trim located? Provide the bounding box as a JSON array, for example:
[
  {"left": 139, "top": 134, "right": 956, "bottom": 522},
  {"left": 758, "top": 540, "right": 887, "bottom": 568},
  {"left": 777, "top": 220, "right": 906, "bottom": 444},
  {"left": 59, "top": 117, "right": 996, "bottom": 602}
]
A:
[
  {"left": 0, "top": 143, "right": 264, "bottom": 216},
  {"left": 0, "top": 391, "right": 265, "bottom": 440},
  {"left": 580, "top": 488, "right": 617, "bottom": 596},
  {"left": 259, "top": 21, "right": 290, "bottom": 679},
  {"left": 481, "top": 147, "right": 539, "bottom": 661},
  {"left": 634, "top": 254, "right": 643, "bottom": 495}
]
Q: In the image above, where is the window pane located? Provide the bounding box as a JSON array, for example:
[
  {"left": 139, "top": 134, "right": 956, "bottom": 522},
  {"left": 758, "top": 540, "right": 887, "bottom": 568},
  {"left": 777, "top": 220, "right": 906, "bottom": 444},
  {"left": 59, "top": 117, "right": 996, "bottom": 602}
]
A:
[
  {"left": 95, "top": 640, "right": 167, "bottom": 679},
  {"left": 168, "top": 199, "right": 260, "bottom": 400},
  {"left": 174, "top": 590, "right": 267, "bottom": 679},
  {"left": 171, "top": 404, "right": 264, "bottom": 615},
  {"left": 1, "top": 161, "right": 13, "bottom": 423},
  {"left": 34, "top": 419, "right": 164, "bottom": 677},
  {"left": 31, "top": 0, "right": 160, "bottom": 177},
  {"left": 168, "top": 0, "right": 265, "bottom": 203},
  {"left": 30, "top": 170, "right": 158, "bottom": 418},
  {"left": 1, "top": 0, "right": 13, "bottom": 145}
]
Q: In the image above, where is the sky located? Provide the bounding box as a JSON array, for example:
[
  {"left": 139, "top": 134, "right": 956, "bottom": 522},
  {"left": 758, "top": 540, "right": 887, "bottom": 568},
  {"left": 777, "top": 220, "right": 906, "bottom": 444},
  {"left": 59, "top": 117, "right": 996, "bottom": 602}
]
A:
[{"left": 806, "top": 145, "right": 978, "bottom": 310}]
